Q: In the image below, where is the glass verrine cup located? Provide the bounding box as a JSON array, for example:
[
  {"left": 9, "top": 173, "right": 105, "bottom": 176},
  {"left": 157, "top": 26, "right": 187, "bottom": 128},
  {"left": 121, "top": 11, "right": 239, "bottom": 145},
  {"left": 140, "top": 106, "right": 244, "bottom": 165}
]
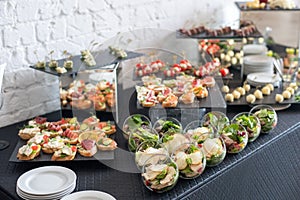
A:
[
  {"left": 141, "top": 154, "right": 179, "bottom": 193},
  {"left": 231, "top": 112, "right": 261, "bottom": 142},
  {"left": 202, "top": 136, "right": 226, "bottom": 167},
  {"left": 122, "top": 114, "right": 152, "bottom": 140},
  {"left": 183, "top": 120, "right": 214, "bottom": 145},
  {"left": 135, "top": 140, "right": 168, "bottom": 171},
  {"left": 153, "top": 117, "right": 182, "bottom": 137},
  {"left": 160, "top": 132, "right": 190, "bottom": 155},
  {"left": 249, "top": 104, "right": 277, "bottom": 134},
  {"left": 128, "top": 128, "right": 159, "bottom": 152},
  {"left": 171, "top": 143, "right": 206, "bottom": 179},
  {"left": 201, "top": 111, "right": 230, "bottom": 135},
  {"left": 220, "top": 123, "right": 248, "bottom": 154}
]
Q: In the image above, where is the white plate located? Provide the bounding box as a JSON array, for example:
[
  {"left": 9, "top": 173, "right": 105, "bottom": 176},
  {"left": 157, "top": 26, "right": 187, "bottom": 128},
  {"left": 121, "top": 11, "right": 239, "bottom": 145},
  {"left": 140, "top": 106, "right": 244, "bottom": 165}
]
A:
[
  {"left": 17, "top": 183, "right": 76, "bottom": 200},
  {"left": 247, "top": 73, "right": 281, "bottom": 86},
  {"left": 61, "top": 190, "right": 116, "bottom": 200},
  {"left": 17, "top": 166, "right": 76, "bottom": 195},
  {"left": 243, "top": 55, "right": 273, "bottom": 65},
  {"left": 243, "top": 44, "right": 267, "bottom": 55}
]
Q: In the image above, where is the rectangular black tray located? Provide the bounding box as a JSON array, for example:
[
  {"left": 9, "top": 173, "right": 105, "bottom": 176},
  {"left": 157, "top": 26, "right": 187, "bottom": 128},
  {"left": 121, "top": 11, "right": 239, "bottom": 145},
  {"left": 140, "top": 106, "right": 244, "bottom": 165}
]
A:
[
  {"left": 176, "top": 29, "right": 263, "bottom": 40},
  {"left": 9, "top": 137, "right": 115, "bottom": 163},
  {"left": 135, "top": 83, "right": 227, "bottom": 110},
  {"left": 30, "top": 50, "right": 143, "bottom": 77},
  {"left": 235, "top": 1, "right": 300, "bottom": 11}
]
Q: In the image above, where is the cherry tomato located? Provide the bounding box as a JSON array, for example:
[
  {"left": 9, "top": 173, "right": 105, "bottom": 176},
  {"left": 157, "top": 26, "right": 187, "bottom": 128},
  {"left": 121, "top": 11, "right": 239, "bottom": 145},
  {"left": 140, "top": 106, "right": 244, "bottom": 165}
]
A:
[
  {"left": 71, "top": 146, "right": 77, "bottom": 152},
  {"left": 219, "top": 68, "right": 229, "bottom": 77},
  {"left": 31, "top": 145, "right": 38, "bottom": 151}
]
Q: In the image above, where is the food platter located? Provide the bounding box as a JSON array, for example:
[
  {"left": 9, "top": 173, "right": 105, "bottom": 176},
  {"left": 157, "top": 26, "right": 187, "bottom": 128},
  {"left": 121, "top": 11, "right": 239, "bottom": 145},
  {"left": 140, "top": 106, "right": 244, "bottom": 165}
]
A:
[
  {"left": 30, "top": 50, "right": 143, "bottom": 77},
  {"left": 9, "top": 139, "right": 115, "bottom": 162},
  {"left": 235, "top": 1, "right": 300, "bottom": 11},
  {"left": 176, "top": 29, "right": 263, "bottom": 40}
]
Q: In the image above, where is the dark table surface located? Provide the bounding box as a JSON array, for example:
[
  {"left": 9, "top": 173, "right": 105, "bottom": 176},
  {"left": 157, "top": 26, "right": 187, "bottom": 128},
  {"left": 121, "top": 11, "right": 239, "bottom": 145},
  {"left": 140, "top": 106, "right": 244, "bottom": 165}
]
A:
[{"left": 0, "top": 103, "right": 300, "bottom": 200}]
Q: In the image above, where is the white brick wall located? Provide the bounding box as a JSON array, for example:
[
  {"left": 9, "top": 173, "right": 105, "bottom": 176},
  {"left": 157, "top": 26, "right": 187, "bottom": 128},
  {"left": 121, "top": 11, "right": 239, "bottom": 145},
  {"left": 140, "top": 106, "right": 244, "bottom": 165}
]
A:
[{"left": 0, "top": 0, "right": 299, "bottom": 127}]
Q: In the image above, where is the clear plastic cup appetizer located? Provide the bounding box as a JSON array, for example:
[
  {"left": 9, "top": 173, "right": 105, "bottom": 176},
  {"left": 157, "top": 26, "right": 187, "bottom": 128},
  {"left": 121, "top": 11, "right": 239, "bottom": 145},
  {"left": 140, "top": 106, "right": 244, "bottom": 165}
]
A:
[
  {"left": 220, "top": 123, "right": 248, "bottom": 154},
  {"left": 161, "top": 133, "right": 190, "bottom": 155},
  {"left": 135, "top": 141, "right": 168, "bottom": 171},
  {"left": 122, "top": 114, "right": 152, "bottom": 140},
  {"left": 232, "top": 112, "right": 261, "bottom": 142},
  {"left": 202, "top": 137, "right": 226, "bottom": 167},
  {"left": 184, "top": 120, "right": 214, "bottom": 145},
  {"left": 128, "top": 128, "right": 159, "bottom": 152},
  {"left": 171, "top": 143, "right": 206, "bottom": 179},
  {"left": 201, "top": 111, "right": 230, "bottom": 135},
  {"left": 142, "top": 154, "right": 179, "bottom": 193},
  {"left": 249, "top": 105, "right": 277, "bottom": 134},
  {"left": 153, "top": 117, "right": 182, "bottom": 137}
]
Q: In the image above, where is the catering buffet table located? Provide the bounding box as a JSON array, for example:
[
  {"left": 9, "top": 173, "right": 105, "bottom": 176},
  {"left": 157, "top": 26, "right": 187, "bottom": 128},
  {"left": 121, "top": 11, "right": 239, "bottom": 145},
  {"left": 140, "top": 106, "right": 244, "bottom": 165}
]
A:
[{"left": 0, "top": 102, "right": 299, "bottom": 200}]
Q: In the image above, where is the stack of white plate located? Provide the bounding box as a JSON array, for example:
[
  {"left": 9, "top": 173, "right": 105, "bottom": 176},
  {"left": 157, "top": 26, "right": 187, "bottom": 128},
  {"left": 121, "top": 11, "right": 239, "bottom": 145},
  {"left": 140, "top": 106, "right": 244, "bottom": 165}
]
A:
[
  {"left": 243, "top": 55, "right": 274, "bottom": 75},
  {"left": 17, "top": 166, "right": 76, "bottom": 200},
  {"left": 243, "top": 44, "right": 268, "bottom": 56},
  {"left": 246, "top": 72, "right": 281, "bottom": 87},
  {"left": 61, "top": 190, "right": 116, "bottom": 200}
]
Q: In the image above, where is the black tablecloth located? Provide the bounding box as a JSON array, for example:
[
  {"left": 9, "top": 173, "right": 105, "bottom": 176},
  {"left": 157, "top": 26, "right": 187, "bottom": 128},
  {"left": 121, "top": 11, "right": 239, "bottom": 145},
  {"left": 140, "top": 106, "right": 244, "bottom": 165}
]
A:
[{"left": 0, "top": 105, "right": 300, "bottom": 200}]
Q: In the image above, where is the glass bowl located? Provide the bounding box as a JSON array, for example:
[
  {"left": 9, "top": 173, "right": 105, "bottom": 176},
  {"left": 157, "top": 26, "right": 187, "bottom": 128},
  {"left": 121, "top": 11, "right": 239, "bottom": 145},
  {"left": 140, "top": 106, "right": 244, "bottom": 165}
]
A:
[
  {"left": 141, "top": 154, "right": 179, "bottom": 193},
  {"left": 153, "top": 117, "right": 182, "bottom": 136},
  {"left": 201, "top": 111, "right": 229, "bottom": 135},
  {"left": 135, "top": 140, "right": 168, "bottom": 171},
  {"left": 249, "top": 104, "right": 278, "bottom": 134},
  {"left": 202, "top": 136, "right": 226, "bottom": 167},
  {"left": 128, "top": 128, "right": 159, "bottom": 152},
  {"left": 231, "top": 112, "right": 261, "bottom": 142},
  {"left": 122, "top": 114, "right": 152, "bottom": 140},
  {"left": 220, "top": 123, "right": 248, "bottom": 154},
  {"left": 160, "top": 133, "right": 190, "bottom": 155},
  {"left": 184, "top": 120, "right": 214, "bottom": 145},
  {"left": 171, "top": 143, "right": 206, "bottom": 179},
  {"left": 153, "top": 117, "right": 182, "bottom": 137}
]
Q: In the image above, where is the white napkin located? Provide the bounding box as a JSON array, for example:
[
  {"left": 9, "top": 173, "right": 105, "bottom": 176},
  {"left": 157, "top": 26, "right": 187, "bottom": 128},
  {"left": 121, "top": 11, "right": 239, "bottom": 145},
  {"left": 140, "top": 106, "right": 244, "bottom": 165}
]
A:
[{"left": 0, "top": 63, "right": 6, "bottom": 92}]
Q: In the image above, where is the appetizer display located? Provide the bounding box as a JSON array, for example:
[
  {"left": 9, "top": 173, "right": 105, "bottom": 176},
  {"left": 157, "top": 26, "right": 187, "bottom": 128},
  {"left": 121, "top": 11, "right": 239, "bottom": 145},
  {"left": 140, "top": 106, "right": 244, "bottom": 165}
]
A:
[
  {"left": 60, "top": 79, "right": 115, "bottom": 111},
  {"left": 122, "top": 114, "right": 152, "bottom": 140},
  {"left": 16, "top": 116, "right": 117, "bottom": 161},
  {"left": 220, "top": 123, "right": 248, "bottom": 154},
  {"left": 153, "top": 117, "right": 182, "bottom": 137},
  {"left": 135, "top": 75, "right": 214, "bottom": 108},
  {"left": 201, "top": 111, "right": 230, "bottom": 134},
  {"left": 171, "top": 143, "right": 206, "bottom": 179},
  {"left": 232, "top": 112, "right": 261, "bottom": 142},
  {"left": 135, "top": 141, "right": 168, "bottom": 171},
  {"left": 250, "top": 105, "right": 278, "bottom": 134},
  {"left": 142, "top": 154, "right": 179, "bottom": 193},
  {"left": 202, "top": 137, "right": 226, "bottom": 167}
]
